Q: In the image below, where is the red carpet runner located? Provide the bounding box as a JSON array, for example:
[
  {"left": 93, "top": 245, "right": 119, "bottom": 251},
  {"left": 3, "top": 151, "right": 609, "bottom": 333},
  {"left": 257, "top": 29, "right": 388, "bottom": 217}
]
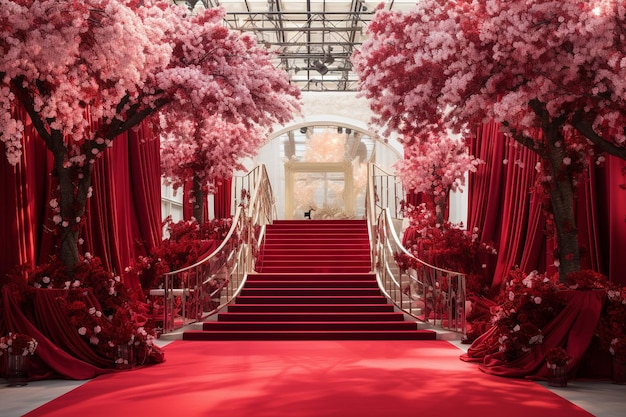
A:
[
  {"left": 24, "top": 340, "right": 595, "bottom": 417},
  {"left": 183, "top": 220, "right": 436, "bottom": 341}
]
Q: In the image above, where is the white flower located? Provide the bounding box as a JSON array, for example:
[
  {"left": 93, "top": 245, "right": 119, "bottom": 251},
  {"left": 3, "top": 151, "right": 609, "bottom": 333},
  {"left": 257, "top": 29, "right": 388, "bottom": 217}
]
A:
[
  {"left": 509, "top": 291, "right": 515, "bottom": 301},
  {"left": 513, "top": 324, "right": 520, "bottom": 332},
  {"left": 563, "top": 157, "right": 572, "bottom": 165},
  {"left": 534, "top": 296, "right": 542, "bottom": 304},
  {"left": 89, "top": 336, "right": 99, "bottom": 345},
  {"left": 42, "top": 276, "right": 50, "bottom": 284},
  {"left": 78, "top": 327, "right": 87, "bottom": 336},
  {"left": 94, "top": 325, "right": 102, "bottom": 334}
]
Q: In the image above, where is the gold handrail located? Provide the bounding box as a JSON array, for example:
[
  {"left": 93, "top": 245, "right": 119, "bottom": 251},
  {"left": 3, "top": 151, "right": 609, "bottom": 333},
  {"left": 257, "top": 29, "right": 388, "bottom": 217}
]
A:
[
  {"left": 366, "top": 163, "right": 467, "bottom": 335},
  {"left": 159, "top": 165, "right": 275, "bottom": 334}
]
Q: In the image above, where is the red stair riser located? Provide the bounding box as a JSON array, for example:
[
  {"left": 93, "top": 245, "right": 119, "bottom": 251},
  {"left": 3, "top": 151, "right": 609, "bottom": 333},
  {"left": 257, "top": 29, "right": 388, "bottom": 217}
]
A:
[
  {"left": 226, "top": 304, "right": 396, "bottom": 313},
  {"left": 247, "top": 273, "right": 377, "bottom": 280},
  {"left": 201, "top": 321, "right": 417, "bottom": 331},
  {"left": 234, "top": 296, "right": 390, "bottom": 304},
  {"left": 244, "top": 281, "right": 379, "bottom": 288},
  {"left": 217, "top": 312, "right": 406, "bottom": 322}
]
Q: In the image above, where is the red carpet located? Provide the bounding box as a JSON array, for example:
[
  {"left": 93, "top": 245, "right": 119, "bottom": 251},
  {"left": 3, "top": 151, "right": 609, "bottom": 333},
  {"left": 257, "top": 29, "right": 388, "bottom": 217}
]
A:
[
  {"left": 185, "top": 220, "right": 436, "bottom": 341},
  {"left": 25, "top": 340, "right": 593, "bottom": 417}
]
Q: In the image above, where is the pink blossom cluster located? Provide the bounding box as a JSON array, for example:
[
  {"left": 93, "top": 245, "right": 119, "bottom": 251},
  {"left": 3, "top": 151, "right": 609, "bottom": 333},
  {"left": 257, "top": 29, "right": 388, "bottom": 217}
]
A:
[
  {"left": 1, "top": 0, "right": 301, "bottom": 172},
  {"left": 394, "top": 132, "right": 483, "bottom": 196},
  {"left": 352, "top": 0, "right": 626, "bottom": 166}
]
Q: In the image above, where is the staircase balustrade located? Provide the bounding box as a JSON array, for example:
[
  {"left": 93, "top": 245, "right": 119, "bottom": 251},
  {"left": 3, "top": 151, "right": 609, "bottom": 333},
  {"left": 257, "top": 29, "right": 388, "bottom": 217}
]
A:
[
  {"left": 159, "top": 165, "right": 276, "bottom": 334},
  {"left": 366, "top": 164, "right": 467, "bottom": 336}
]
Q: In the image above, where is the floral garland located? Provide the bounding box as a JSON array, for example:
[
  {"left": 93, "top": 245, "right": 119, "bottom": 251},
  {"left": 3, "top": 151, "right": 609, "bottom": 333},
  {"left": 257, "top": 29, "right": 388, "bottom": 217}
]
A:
[{"left": 0, "top": 333, "right": 38, "bottom": 356}]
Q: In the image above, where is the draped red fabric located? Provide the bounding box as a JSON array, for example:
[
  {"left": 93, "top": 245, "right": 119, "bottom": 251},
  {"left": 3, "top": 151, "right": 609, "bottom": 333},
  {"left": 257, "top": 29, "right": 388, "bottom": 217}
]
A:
[
  {"left": 83, "top": 124, "right": 162, "bottom": 291},
  {"left": 461, "top": 290, "right": 609, "bottom": 380},
  {"left": 0, "top": 107, "right": 55, "bottom": 284},
  {"left": 0, "top": 285, "right": 112, "bottom": 380},
  {"left": 595, "top": 156, "right": 626, "bottom": 285},
  {"left": 214, "top": 177, "right": 233, "bottom": 219},
  {"left": 467, "top": 122, "right": 550, "bottom": 293}
]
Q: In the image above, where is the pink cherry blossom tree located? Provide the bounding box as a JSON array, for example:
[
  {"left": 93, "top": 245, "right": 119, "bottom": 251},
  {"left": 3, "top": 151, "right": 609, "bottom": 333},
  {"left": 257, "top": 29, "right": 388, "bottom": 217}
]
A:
[
  {"left": 353, "top": 0, "right": 626, "bottom": 280},
  {"left": 0, "top": 0, "right": 301, "bottom": 274},
  {"left": 394, "top": 132, "right": 482, "bottom": 225},
  {"left": 160, "top": 115, "right": 267, "bottom": 223}
]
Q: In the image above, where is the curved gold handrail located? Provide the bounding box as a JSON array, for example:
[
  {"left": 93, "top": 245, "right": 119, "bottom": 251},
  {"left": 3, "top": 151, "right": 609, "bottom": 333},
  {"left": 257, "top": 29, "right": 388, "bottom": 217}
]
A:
[
  {"left": 366, "top": 163, "right": 467, "bottom": 336},
  {"left": 159, "top": 165, "right": 275, "bottom": 334}
]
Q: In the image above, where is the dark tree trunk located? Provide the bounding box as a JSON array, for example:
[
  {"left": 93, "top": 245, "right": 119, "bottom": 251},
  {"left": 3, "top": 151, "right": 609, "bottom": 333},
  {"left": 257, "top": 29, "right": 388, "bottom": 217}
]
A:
[
  {"left": 434, "top": 194, "right": 448, "bottom": 226},
  {"left": 544, "top": 129, "right": 581, "bottom": 280},
  {"left": 192, "top": 176, "right": 206, "bottom": 224},
  {"left": 52, "top": 135, "right": 94, "bottom": 277}
]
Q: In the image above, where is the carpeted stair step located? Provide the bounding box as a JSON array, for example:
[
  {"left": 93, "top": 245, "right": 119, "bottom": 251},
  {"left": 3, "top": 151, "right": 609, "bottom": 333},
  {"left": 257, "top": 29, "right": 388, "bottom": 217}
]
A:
[
  {"left": 257, "top": 266, "right": 372, "bottom": 273},
  {"left": 226, "top": 295, "right": 391, "bottom": 305},
  {"left": 256, "top": 259, "right": 370, "bottom": 266},
  {"left": 183, "top": 329, "right": 436, "bottom": 341},
  {"left": 217, "top": 312, "right": 406, "bottom": 322},
  {"left": 245, "top": 280, "right": 379, "bottom": 289},
  {"left": 246, "top": 273, "right": 377, "bottom": 281},
  {"left": 240, "top": 288, "right": 382, "bottom": 297},
  {"left": 202, "top": 321, "right": 417, "bottom": 331},
  {"left": 226, "top": 304, "right": 396, "bottom": 313}
]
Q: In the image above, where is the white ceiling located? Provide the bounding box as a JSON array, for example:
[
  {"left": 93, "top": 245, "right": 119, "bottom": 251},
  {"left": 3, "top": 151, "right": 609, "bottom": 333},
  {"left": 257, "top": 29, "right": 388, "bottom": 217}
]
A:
[{"left": 180, "top": 1, "right": 417, "bottom": 91}]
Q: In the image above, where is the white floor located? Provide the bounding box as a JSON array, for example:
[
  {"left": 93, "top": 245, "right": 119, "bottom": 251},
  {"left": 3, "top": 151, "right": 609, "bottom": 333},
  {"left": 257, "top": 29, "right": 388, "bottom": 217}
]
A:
[{"left": 1, "top": 339, "right": 624, "bottom": 417}]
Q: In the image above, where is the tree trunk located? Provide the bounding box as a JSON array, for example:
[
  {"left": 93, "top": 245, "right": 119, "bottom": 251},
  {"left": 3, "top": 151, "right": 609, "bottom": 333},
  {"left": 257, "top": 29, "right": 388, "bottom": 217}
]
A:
[
  {"left": 543, "top": 126, "right": 581, "bottom": 281},
  {"left": 52, "top": 137, "right": 94, "bottom": 277},
  {"left": 192, "top": 176, "right": 206, "bottom": 224},
  {"left": 434, "top": 194, "right": 448, "bottom": 226}
]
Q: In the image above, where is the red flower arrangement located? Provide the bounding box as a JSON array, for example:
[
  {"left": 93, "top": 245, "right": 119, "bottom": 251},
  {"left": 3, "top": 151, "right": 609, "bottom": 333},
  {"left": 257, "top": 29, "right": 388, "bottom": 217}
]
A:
[
  {"left": 490, "top": 269, "right": 567, "bottom": 362},
  {"left": 546, "top": 347, "right": 572, "bottom": 370},
  {"left": 0, "top": 333, "right": 38, "bottom": 356},
  {"left": 402, "top": 203, "right": 496, "bottom": 297},
  {"left": 597, "top": 282, "right": 626, "bottom": 362},
  {"left": 125, "top": 216, "right": 233, "bottom": 291},
  {"left": 8, "top": 255, "right": 163, "bottom": 367}
]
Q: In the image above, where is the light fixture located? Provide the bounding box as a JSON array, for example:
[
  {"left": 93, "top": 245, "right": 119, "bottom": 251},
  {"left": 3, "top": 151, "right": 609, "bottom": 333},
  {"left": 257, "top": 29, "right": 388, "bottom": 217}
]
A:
[
  {"left": 312, "top": 60, "right": 329, "bottom": 75},
  {"left": 300, "top": 127, "right": 308, "bottom": 134}
]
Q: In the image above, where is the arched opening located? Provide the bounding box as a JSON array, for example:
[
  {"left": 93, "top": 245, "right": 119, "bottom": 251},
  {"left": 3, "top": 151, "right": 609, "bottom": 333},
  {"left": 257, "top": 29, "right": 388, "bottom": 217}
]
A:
[{"left": 249, "top": 117, "right": 402, "bottom": 219}]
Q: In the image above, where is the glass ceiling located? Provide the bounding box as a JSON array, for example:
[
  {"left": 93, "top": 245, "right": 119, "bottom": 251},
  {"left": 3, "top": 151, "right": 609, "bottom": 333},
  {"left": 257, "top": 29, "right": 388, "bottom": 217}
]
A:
[{"left": 177, "top": 1, "right": 418, "bottom": 91}]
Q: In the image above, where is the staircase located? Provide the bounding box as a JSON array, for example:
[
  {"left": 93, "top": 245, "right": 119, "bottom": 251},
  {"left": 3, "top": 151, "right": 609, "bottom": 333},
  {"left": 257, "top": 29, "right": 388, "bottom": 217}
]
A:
[{"left": 183, "top": 219, "right": 436, "bottom": 341}]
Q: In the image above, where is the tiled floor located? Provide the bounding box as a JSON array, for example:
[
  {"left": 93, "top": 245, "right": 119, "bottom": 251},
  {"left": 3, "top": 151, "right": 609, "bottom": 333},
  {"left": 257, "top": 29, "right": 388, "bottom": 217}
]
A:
[{"left": 1, "top": 339, "right": 624, "bottom": 417}]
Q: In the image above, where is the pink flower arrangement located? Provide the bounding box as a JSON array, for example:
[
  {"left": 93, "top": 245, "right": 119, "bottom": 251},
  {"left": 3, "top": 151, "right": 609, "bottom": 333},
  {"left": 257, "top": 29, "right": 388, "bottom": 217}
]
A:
[
  {"left": 0, "top": 333, "right": 38, "bottom": 356},
  {"left": 546, "top": 347, "right": 571, "bottom": 370}
]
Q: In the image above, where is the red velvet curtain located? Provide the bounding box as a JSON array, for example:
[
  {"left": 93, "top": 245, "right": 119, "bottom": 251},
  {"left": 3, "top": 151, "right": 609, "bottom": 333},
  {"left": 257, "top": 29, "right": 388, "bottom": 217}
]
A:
[
  {"left": 467, "top": 122, "right": 549, "bottom": 293},
  {"left": 183, "top": 177, "right": 232, "bottom": 221},
  {"left": 468, "top": 120, "right": 626, "bottom": 287},
  {"left": 594, "top": 155, "right": 626, "bottom": 285},
  {"left": 0, "top": 110, "right": 162, "bottom": 291}
]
